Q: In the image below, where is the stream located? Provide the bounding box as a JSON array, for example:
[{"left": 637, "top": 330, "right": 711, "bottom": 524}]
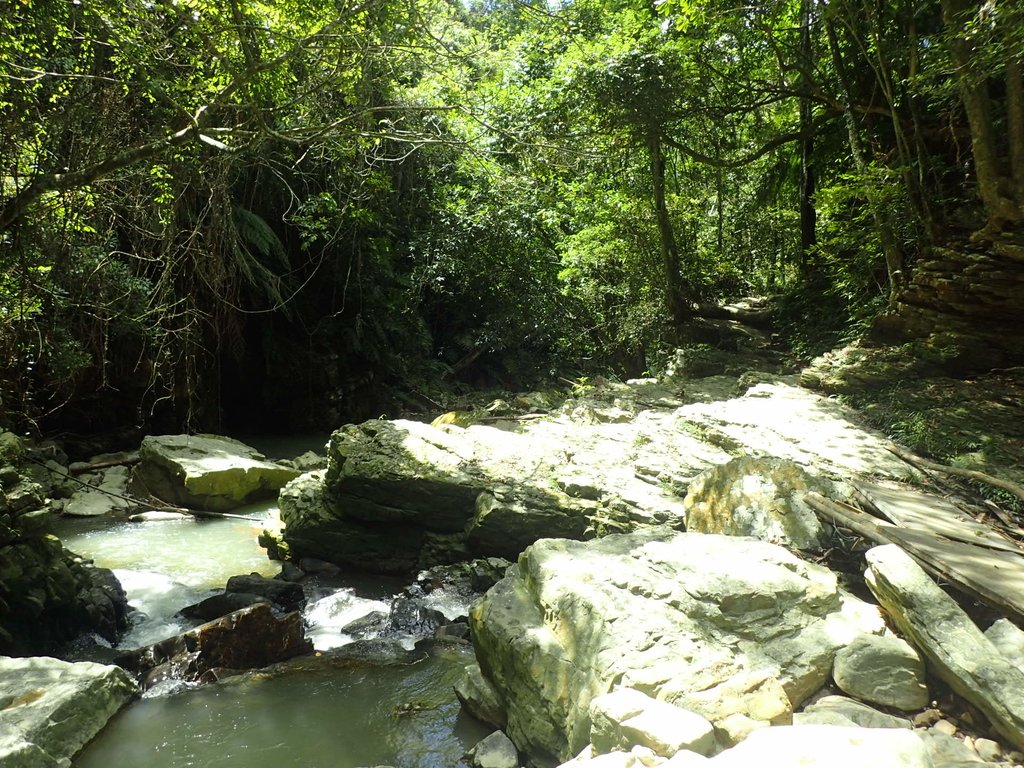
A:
[{"left": 57, "top": 499, "right": 491, "bottom": 768}]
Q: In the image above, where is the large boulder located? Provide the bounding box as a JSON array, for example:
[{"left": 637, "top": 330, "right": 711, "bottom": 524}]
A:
[
  {"left": 279, "top": 417, "right": 729, "bottom": 571},
  {"left": 136, "top": 434, "right": 299, "bottom": 511},
  {"left": 280, "top": 378, "right": 925, "bottom": 573},
  {"left": 708, "top": 725, "right": 931, "bottom": 768},
  {"left": 0, "top": 655, "right": 138, "bottom": 767},
  {"left": 469, "top": 529, "right": 883, "bottom": 766},
  {"left": 63, "top": 466, "right": 131, "bottom": 517},
  {"left": 682, "top": 456, "right": 832, "bottom": 551},
  {"left": 0, "top": 535, "right": 129, "bottom": 656}
]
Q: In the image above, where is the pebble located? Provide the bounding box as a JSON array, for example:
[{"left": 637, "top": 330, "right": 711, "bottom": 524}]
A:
[
  {"left": 931, "top": 719, "right": 958, "bottom": 737},
  {"left": 912, "top": 709, "right": 942, "bottom": 727},
  {"left": 972, "top": 738, "right": 1001, "bottom": 762}
]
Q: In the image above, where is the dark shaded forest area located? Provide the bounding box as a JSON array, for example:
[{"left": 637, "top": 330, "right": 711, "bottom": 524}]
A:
[{"left": 2, "top": 0, "right": 1022, "bottom": 440}]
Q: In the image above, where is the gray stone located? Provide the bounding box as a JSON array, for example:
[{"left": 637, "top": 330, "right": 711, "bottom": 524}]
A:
[
  {"left": 590, "top": 687, "right": 716, "bottom": 757},
  {"left": 470, "top": 731, "right": 519, "bottom": 768},
  {"left": 682, "top": 456, "right": 831, "bottom": 551},
  {"left": 0, "top": 656, "right": 138, "bottom": 767},
  {"left": 136, "top": 434, "right": 299, "bottom": 511},
  {"left": 455, "top": 663, "right": 507, "bottom": 729},
  {"left": 832, "top": 633, "right": 929, "bottom": 711},
  {"left": 708, "top": 725, "right": 931, "bottom": 768},
  {"left": 795, "top": 695, "right": 911, "bottom": 729},
  {"left": 985, "top": 619, "right": 1024, "bottom": 671},
  {"left": 470, "top": 529, "right": 883, "bottom": 766},
  {"left": 973, "top": 737, "right": 1002, "bottom": 762},
  {"left": 865, "top": 544, "right": 1024, "bottom": 749},
  {"left": 917, "top": 730, "right": 989, "bottom": 767},
  {"left": 64, "top": 466, "right": 131, "bottom": 517}
]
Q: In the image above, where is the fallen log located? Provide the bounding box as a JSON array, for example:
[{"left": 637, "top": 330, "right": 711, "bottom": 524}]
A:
[{"left": 887, "top": 445, "right": 1024, "bottom": 505}]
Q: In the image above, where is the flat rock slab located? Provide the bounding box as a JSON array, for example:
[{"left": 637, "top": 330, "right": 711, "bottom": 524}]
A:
[
  {"left": 708, "top": 725, "right": 931, "bottom": 768},
  {"left": 865, "top": 544, "right": 1024, "bottom": 749},
  {"left": 0, "top": 656, "right": 138, "bottom": 767},
  {"left": 469, "top": 529, "right": 882, "bottom": 766},
  {"left": 676, "top": 383, "right": 919, "bottom": 481},
  {"left": 283, "top": 379, "right": 926, "bottom": 570},
  {"left": 137, "top": 434, "right": 299, "bottom": 511}
]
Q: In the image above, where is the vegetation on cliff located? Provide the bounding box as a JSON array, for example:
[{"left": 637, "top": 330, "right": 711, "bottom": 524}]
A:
[{"left": 1, "top": 0, "right": 1022, "bottom": 436}]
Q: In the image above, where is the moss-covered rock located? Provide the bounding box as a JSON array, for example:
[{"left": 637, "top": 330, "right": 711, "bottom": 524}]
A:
[{"left": 136, "top": 434, "right": 300, "bottom": 511}]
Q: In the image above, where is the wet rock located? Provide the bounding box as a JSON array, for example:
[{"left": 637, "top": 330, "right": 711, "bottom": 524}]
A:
[
  {"left": 455, "top": 663, "right": 508, "bottom": 729},
  {"left": 225, "top": 573, "right": 305, "bottom": 612},
  {"left": 794, "top": 695, "right": 911, "bottom": 729},
  {"left": 682, "top": 456, "right": 832, "bottom": 551},
  {"left": 132, "top": 603, "right": 311, "bottom": 685},
  {"left": 385, "top": 597, "right": 446, "bottom": 637},
  {"left": 469, "top": 731, "right": 519, "bottom": 768},
  {"left": 590, "top": 687, "right": 716, "bottom": 758},
  {"left": 179, "top": 592, "right": 271, "bottom": 622},
  {"left": 0, "top": 656, "right": 138, "bottom": 768},
  {"left": 136, "top": 434, "right": 299, "bottom": 512},
  {"left": 865, "top": 544, "right": 1024, "bottom": 749},
  {"left": 0, "top": 536, "right": 129, "bottom": 655},
  {"left": 435, "top": 622, "right": 470, "bottom": 641},
  {"left": 832, "top": 634, "right": 929, "bottom": 711},
  {"left": 469, "top": 529, "right": 883, "bottom": 766},
  {"left": 341, "top": 611, "right": 389, "bottom": 639}
]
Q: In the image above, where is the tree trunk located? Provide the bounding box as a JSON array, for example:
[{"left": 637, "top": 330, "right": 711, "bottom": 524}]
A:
[
  {"left": 798, "top": 0, "right": 818, "bottom": 272},
  {"left": 824, "top": 15, "right": 905, "bottom": 300},
  {"left": 647, "top": 128, "right": 692, "bottom": 328},
  {"left": 1007, "top": 56, "right": 1024, "bottom": 209},
  {"left": 940, "top": 0, "right": 1021, "bottom": 228}
]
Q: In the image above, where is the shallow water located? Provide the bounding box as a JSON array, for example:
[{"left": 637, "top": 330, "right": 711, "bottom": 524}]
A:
[
  {"left": 74, "top": 646, "right": 489, "bottom": 768},
  {"left": 56, "top": 500, "right": 280, "bottom": 649},
  {"left": 58, "top": 492, "right": 490, "bottom": 768}
]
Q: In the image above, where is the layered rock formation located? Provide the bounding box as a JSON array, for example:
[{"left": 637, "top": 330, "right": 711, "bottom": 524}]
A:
[{"left": 467, "top": 529, "right": 882, "bottom": 766}]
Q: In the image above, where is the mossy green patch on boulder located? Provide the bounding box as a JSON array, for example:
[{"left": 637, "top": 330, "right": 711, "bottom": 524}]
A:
[{"left": 137, "top": 434, "right": 300, "bottom": 511}]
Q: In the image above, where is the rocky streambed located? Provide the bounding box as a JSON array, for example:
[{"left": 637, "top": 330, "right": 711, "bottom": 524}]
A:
[{"left": 4, "top": 348, "right": 1024, "bottom": 768}]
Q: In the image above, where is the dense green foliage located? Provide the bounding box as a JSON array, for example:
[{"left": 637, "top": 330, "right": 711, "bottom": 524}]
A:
[{"left": 1, "top": 0, "right": 1022, "bottom": 435}]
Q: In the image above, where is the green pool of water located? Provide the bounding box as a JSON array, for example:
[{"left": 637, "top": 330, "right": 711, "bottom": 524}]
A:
[{"left": 75, "top": 645, "right": 489, "bottom": 768}]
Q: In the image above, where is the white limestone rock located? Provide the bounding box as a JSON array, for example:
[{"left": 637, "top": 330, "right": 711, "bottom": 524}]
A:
[
  {"left": 984, "top": 618, "right": 1024, "bottom": 672},
  {"left": 590, "top": 688, "right": 716, "bottom": 758},
  {"left": 469, "top": 529, "right": 884, "bottom": 765},
  {"left": 470, "top": 731, "right": 519, "bottom": 768},
  {"left": 832, "top": 633, "right": 929, "bottom": 711},
  {"left": 682, "top": 456, "right": 831, "bottom": 551},
  {"left": 0, "top": 656, "right": 138, "bottom": 767},
  {"left": 795, "top": 695, "right": 911, "bottom": 729},
  {"left": 707, "top": 725, "right": 931, "bottom": 768},
  {"left": 137, "top": 434, "right": 299, "bottom": 511}
]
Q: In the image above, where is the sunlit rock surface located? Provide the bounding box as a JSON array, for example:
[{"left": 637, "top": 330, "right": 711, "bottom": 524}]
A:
[
  {"left": 0, "top": 655, "right": 138, "bottom": 768},
  {"left": 865, "top": 544, "right": 1024, "bottom": 749},
  {"left": 831, "top": 634, "right": 929, "bottom": 711},
  {"left": 682, "top": 456, "right": 832, "bottom": 551},
  {"left": 280, "top": 377, "right": 914, "bottom": 571},
  {"left": 137, "top": 434, "right": 299, "bottom": 511},
  {"left": 468, "top": 529, "right": 883, "bottom": 766}
]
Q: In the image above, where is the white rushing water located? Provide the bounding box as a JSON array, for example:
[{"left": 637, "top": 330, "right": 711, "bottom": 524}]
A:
[{"left": 57, "top": 500, "right": 281, "bottom": 649}]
